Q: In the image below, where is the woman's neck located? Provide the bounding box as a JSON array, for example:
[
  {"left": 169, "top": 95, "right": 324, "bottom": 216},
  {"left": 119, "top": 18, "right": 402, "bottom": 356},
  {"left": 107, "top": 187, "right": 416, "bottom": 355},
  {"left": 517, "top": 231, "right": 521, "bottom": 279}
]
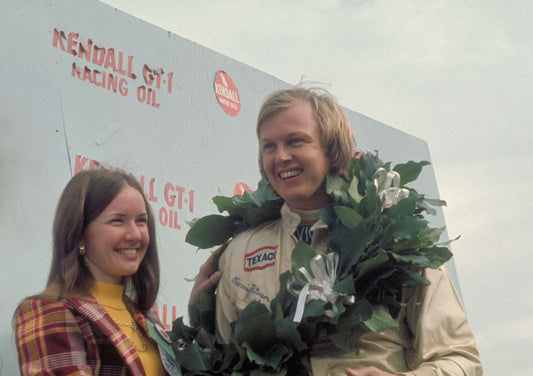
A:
[{"left": 90, "top": 281, "right": 126, "bottom": 310}]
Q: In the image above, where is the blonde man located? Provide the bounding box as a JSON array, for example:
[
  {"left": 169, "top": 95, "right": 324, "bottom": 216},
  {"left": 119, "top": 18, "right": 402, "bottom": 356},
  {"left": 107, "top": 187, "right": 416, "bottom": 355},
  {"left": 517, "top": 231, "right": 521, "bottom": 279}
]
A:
[{"left": 213, "top": 87, "right": 482, "bottom": 376}]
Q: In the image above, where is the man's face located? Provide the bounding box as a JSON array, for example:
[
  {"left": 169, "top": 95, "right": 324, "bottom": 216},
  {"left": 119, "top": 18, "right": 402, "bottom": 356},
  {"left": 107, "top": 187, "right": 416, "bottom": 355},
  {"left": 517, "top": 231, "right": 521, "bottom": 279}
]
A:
[{"left": 259, "top": 102, "right": 331, "bottom": 210}]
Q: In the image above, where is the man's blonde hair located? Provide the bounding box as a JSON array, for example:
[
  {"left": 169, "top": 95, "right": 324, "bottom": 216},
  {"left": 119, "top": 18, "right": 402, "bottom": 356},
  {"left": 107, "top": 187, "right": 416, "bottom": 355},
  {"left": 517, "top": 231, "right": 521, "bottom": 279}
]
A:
[{"left": 256, "top": 87, "right": 356, "bottom": 179}]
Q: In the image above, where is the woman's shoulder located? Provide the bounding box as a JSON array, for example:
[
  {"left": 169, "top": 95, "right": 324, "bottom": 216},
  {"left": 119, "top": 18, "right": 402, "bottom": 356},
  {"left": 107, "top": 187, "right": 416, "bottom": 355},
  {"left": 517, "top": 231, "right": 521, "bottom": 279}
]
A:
[
  {"left": 17, "top": 296, "right": 66, "bottom": 309},
  {"left": 16, "top": 297, "right": 76, "bottom": 322},
  {"left": 14, "top": 298, "right": 84, "bottom": 343}
]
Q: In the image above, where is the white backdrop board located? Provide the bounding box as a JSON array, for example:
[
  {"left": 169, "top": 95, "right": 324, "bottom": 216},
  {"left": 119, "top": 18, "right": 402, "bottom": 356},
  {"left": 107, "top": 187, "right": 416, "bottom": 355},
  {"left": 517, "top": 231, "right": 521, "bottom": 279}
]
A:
[{"left": 0, "top": 0, "right": 458, "bottom": 373}]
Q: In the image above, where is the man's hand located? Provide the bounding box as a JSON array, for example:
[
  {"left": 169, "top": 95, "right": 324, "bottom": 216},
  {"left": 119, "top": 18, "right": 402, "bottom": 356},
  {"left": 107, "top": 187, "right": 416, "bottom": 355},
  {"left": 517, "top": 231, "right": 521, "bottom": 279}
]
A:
[
  {"left": 188, "top": 248, "right": 223, "bottom": 306},
  {"left": 345, "top": 367, "right": 399, "bottom": 376}
]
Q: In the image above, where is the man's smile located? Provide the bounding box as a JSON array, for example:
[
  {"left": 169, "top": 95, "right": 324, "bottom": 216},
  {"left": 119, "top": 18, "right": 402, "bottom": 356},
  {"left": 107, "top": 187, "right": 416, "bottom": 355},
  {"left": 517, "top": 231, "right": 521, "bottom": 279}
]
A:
[{"left": 279, "top": 169, "right": 302, "bottom": 179}]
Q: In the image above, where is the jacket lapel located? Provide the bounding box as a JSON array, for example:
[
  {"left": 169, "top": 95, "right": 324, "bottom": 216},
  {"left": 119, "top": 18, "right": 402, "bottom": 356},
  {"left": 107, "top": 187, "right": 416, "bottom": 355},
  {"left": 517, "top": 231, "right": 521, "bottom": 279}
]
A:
[{"left": 66, "top": 297, "right": 146, "bottom": 375}]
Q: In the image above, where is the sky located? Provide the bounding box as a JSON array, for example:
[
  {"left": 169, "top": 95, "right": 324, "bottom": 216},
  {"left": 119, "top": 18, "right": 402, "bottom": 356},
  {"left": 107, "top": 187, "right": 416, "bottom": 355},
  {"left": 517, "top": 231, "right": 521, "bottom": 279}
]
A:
[{"left": 99, "top": 1, "right": 533, "bottom": 374}]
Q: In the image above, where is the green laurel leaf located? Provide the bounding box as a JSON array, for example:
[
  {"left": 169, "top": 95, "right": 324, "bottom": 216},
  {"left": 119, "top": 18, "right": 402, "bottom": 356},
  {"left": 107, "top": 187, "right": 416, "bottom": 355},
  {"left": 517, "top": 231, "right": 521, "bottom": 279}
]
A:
[
  {"left": 393, "top": 160, "right": 430, "bottom": 186},
  {"left": 326, "top": 175, "right": 351, "bottom": 204},
  {"left": 291, "top": 242, "right": 316, "bottom": 277},
  {"left": 363, "top": 304, "right": 398, "bottom": 333},
  {"left": 185, "top": 214, "right": 237, "bottom": 248},
  {"left": 333, "top": 205, "right": 363, "bottom": 228},
  {"left": 233, "top": 301, "right": 276, "bottom": 352}
]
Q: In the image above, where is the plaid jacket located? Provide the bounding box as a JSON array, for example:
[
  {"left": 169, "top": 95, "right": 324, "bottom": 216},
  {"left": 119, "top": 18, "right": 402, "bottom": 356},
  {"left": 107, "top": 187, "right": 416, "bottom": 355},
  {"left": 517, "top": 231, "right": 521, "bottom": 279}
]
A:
[{"left": 15, "top": 297, "right": 169, "bottom": 375}]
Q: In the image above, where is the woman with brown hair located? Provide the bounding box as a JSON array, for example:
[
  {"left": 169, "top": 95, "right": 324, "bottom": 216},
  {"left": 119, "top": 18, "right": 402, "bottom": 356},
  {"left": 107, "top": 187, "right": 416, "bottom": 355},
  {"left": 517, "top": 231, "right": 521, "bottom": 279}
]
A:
[{"left": 14, "top": 168, "right": 180, "bottom": 375}]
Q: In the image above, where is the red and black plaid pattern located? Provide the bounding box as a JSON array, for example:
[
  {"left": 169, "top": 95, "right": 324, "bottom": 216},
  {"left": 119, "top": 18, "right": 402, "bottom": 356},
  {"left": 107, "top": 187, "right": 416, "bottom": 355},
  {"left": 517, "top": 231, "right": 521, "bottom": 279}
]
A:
[{"left": 15, "top": 298, "right": 152, "bottom": 375}]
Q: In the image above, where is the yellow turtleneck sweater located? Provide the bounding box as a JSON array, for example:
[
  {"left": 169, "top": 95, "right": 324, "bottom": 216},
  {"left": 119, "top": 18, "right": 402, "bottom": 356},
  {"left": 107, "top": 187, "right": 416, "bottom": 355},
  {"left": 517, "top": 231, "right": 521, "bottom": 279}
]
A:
[{"left": 90, "top": 282, "right": 165, "bottom": 375}]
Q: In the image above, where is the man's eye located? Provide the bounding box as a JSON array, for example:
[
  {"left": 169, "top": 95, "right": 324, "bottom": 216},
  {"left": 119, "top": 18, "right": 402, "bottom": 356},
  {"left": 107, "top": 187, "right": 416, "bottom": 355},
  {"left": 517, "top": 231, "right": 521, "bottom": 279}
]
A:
[
  {"left": 289, "top": 138, "right": 303, "bottom": 145},
  {"left": 262, "top": 143, "right": 275, "bottom": 152}
]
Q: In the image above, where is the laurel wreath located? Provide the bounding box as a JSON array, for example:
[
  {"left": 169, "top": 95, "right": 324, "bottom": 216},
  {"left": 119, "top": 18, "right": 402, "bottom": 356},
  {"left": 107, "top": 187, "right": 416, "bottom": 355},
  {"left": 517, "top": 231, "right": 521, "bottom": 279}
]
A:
[{"left": 170, "top": 151, "right": 454, "bottom": 376}]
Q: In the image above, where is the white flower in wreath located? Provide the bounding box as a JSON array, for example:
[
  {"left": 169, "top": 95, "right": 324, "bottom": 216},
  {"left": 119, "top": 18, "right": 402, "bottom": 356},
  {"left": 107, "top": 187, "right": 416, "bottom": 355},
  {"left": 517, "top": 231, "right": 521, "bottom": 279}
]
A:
[
  {"left": 373, "top": 167, "right": 410, "bottom": 209},
  {"left": 288, "top": 253, "right": 351, "bottom": 322}
]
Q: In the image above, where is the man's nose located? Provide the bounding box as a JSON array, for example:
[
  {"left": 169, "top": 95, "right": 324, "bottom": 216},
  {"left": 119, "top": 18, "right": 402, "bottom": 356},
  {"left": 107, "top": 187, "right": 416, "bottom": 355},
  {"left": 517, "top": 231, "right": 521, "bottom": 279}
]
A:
[{"left": 275, "top": 146, "right": 292, "bottom": 161}]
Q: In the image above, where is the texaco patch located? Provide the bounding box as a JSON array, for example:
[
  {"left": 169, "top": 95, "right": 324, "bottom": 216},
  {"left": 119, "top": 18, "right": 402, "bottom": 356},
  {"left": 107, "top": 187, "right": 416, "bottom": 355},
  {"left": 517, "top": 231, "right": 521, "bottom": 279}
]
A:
[{"left": 244, "top": 245, "right": 278, "bottom": 271}]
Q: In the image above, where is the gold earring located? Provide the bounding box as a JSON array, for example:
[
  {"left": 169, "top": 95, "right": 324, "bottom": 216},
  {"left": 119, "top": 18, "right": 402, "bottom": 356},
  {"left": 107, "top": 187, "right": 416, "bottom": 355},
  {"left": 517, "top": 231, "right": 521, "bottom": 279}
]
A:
[{"left": 79, "top": 245, "right": 85, "bottom": 255}]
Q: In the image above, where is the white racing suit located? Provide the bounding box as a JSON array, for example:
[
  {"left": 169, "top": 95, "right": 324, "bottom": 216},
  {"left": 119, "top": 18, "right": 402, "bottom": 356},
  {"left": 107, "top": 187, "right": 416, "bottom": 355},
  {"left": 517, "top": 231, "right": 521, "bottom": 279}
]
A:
[{"left": 216, "top": 203, "right": 482, "bottom": 376}]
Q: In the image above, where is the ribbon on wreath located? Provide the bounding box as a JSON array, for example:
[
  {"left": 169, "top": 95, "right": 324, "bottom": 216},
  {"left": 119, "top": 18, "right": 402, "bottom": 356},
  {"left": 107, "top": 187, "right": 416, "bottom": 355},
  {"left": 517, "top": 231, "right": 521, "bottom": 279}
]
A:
[
  {"left": 288, "top": 253, "right": 353, "bottom": 323},
  {"left": 373, "top": 167, "right": 410, "bottom": 209}
]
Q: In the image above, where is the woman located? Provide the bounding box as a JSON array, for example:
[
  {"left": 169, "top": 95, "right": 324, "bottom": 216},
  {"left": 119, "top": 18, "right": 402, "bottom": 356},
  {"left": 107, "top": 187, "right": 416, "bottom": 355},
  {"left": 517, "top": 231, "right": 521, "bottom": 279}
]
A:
[{"left": 14, "top": 169, "right": 180, "bottom": 375}]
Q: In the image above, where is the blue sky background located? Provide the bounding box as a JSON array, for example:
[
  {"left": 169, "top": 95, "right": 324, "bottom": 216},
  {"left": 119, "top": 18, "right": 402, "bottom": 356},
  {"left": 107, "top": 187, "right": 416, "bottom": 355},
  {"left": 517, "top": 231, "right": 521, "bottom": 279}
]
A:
[{"left": 100, "top": 1, "right": 533, "bottom": 374}]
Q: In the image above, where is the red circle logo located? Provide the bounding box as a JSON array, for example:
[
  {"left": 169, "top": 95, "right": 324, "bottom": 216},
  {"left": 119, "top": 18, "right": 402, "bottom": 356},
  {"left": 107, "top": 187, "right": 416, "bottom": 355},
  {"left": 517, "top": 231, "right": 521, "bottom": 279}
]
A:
[
  {"left": 233, "top": 182, "right": 252, "bottom": 196},
  {"left": 214, "top": 71, "right": 241, "bottom": 117}
]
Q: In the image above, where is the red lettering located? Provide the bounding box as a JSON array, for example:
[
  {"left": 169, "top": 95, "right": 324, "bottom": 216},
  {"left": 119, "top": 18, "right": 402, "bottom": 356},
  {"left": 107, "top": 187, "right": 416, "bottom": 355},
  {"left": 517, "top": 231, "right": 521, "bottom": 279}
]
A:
[
  {"left": 66, "top": 32, "right": 79, "bottom": 56},
  {"left": 158, "top": 207, "right": 181, "bottom": 230},
  {"left": 171, "top": 210, "right": 181, "bottom": 230},
  {"left": 164, "top": 183, "right": 176, "bottom": 207},
  {"left": 78, "top": 38, "right": 93, "bottom": 61},
  {"left": 101, "top": 70, "right": 107, "bottom": 88},
  {"left": 166, "top": 72, "right": 173, "bottom": 93},
  {"left": 74, "top": 155, "right": 89, "bottom": 174},
  {"left": 52, "top": 30, "right": 135, "bottom": 84},
  {"left": 147, "top": 88, "right": 160, "bottom": 108},
  {"left": 127, "top": 56, "right": 136, "bottom": 79},
  {"left": 156, "top": 71, "right": 162, "bottom": 89},
  {"left": 71, "top": 63, "right": 131, "bottom": 98},
  {"left": 52, "top": 28, "right": 66, "bottom": 51},
  {"left": 117, "top": 51, "right": 126, "bottom": 75},
  {"left": 104, "top": 48, "right": 117, "bottom": 71},
  {"left": 107, "top": 73, "right": 118, "bottom": 92},
  {"left": 137, "top": 86, "right": 146, "bottom": 102},
  {"left": 93, "top": 45, "right": 105, "bottom": 65},
  {"left": 175, "top": 186, "right": 185, "bottom": 209},
  {"left": 82, "top": 66, "right": 93, "bottom": 84},
  {"left": 92, "top": 70, "right": 101, "bottom": 87},
  {"left": 142, "top": 65, "right": 154, "bottom": 85},
  {"left": 160, "top": 304, "right": 178, "bottom": 330},
  {"left": 89, "top": 159, "right": 101, "bottom": 169},
  {"left": 118, "top": 78, "right": 128, "bottom": 97},
  {"left": 159, "top": 207, "right": 168, "bottom": 227},
  {"left": 188, "top": 190, "right": 195, "bottom": 212},
  {"left": 148, "top": 178, "right": 158, "bottom": 202},
  {"left": 162, "top": 304, "right": 170, "bottom": 329},
  {"left": 164, "top": 185, "right": 186, "bottom": 209},
  {"left": 71, "top": 62, "right": 82, "bottom": 79},
  {"left": 154, "top": 68, "right": 165, "bottom": 89}
]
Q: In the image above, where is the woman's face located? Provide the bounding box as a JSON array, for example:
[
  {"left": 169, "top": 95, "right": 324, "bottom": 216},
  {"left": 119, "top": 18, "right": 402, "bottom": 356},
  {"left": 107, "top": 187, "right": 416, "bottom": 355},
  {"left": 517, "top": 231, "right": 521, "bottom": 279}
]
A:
[{"left": 82, "top": 185, "right": 149, "bottom": 284}]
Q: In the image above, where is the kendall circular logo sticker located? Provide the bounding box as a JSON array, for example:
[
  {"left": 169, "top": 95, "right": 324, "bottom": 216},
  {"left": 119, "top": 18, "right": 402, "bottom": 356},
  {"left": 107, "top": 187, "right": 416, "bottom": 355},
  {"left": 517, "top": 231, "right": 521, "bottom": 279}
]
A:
[
  {"left": 233, "top": 182, "right": 252, "bottom": 196},
  {"left": 214, "top": 71, "right": 241, "bottom": 116}
]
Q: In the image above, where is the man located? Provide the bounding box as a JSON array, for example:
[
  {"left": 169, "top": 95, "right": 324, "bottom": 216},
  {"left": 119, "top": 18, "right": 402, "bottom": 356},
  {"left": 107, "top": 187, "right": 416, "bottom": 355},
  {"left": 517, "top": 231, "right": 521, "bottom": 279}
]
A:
[{"left": 210, "top": 87, "right": 482, "bottom": 376}]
